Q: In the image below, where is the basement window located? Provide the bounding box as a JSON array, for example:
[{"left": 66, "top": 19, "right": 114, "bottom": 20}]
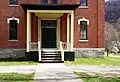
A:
[
  {"left": 9, "top": 0, "right": 18, "bottom": 5},
  {"left": 7, "top": 17, "right": 19, "bottom": 41}
]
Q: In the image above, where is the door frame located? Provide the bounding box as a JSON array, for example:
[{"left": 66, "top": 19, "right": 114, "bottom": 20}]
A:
[{"left": 38, "top": 18, "right": 60, "bottom": 49}]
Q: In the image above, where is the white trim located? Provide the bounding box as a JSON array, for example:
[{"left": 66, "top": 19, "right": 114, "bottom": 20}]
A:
[
  {"left": 8, "top": 40, "right": 18, "bottom": 42},
  {"left": 79, "top": 40, "right": 88, "bottom": 42},
  {"left": 57, "top": 19, "right": 60, "bottom": 48},
  {"left": 26, "top": 11, "right": 31, "bottom": 52},
  {"left": 7, "top": 17, "right": 20, "bottom": 24},
  {"left": 38, "top": 19, "right": 41, "bottom": 48},
  {"left": 78, "top": 18, "right": 89, "bottom": 25},
  {"left": 9, "top": 5, "right": 19, "bottom": 7},
  {"left": 70, "top": 11, "right": 74, "bottom": 51},
  {"left": 79, "top": 6, "right": 88, "bottom": 8},
  {"left": 28, "top": 10, "right": 73, "bottom": 13},
  {"left": 67, "top": 14, "right": 70, "bottom": 50}
]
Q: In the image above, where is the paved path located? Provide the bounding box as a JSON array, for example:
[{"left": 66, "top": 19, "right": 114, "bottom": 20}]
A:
[
  {"left": 68, "top": 65, "right": 120, "bottom": 77},
  {"left": 0, "top": 65, "right": 37, "bottom": 74},
  {"left": 33, "top": 63, "right": 82, "bottom": 82}
]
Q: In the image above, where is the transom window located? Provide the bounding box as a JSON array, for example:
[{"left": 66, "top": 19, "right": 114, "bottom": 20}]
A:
[
  {"left": 9, "top": 0, "right": 18, "bottom": 5},
  {"left": 41, "top": 0, "right": 48, "bottom": 4},
  {"left": 80, "top": 0, "right": 88, "bottom": 6}
]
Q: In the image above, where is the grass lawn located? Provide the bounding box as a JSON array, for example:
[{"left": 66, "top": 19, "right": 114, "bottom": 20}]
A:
[
  {"left": 75, "top": 72, "right": 120, "bottom": 82},
  {"left": 0, "top": 61, "right": 38, "bottom": 66},
  {"left": 0, "top": 73, "right": 34, "bottom": 82},
  {"left": 65, "top": 57, "right": 120, "bottom": 66}
]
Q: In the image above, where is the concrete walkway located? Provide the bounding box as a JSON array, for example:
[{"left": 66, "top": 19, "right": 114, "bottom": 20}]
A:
[
  {"left": 33, "top": 63, "right": 82, "bottom": 82},
  {"left": 68, "top": 65, "right": 120, "bottom": 77}
]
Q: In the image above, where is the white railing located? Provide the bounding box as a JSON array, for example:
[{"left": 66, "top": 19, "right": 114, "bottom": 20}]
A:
[
  {"left": 60, "top": 41, "right": 64, "bottom": 61},
  {"left": 30, "top": 42, "right": 38, "bottom": 51},
  {"left": 62, "top": 42, "right": 71, "bottom": 51},
  {"left": 38, "top": 41, "right": 41, "bottom": 61}
]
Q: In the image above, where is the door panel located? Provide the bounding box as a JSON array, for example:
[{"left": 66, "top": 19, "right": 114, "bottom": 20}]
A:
[{"left": 41, "top": 20, "right": 57, "bottom": 48}]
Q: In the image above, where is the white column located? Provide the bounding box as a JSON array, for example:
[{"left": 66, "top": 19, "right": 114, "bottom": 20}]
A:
[
  {"left": 26, "top": 11, "right": 31, "bottom": 52},
  {"left": 70, "top": 11, "right": 74, "bottom": 51},
  {"left": 67, "top": 14, "right": 70, "bottom": 50},
  {"left": 38, "top": 19, "right": 41, "bottom": 61}
]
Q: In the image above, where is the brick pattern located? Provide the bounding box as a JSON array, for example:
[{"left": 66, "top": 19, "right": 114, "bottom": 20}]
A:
[{"left": 0, "top": 0, "right": 104, "bottom": 48}]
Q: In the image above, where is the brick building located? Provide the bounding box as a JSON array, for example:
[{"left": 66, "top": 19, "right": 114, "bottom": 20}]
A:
[{"left": 0, "top": 0, "right": 105, "bottom": 62}]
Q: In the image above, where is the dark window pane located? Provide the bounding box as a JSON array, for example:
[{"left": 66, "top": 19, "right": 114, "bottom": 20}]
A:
[
  {"left": 80, "top": 0, "right": 87, "bottom": 6},
  {"left": 80, "top": 21, "right": 88, "bottom": 40},
  {"left": 9, "top": 20, "right": 17, "bottom": 40},
  {"left": 9, "top": 0, "right": 18, "bottom": 5},
  {"left": 41, "top": 0, "right": 48, "bottom": 4},
  {"left": 50, "top": 0, "right": 57, "bottom": 4}
]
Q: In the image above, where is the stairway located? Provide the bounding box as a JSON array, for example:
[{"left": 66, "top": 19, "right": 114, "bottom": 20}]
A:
[{"left": 41, "top": 49, "right": 62, "bottom": 63}]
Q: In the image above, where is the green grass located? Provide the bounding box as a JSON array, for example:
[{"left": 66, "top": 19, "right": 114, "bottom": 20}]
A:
[
  {"left": 75, "top": 72, "right": 120, "bottom": 82},
  {"left": 0, "top": 61, "right": 38, "bottom": 66},
  {"left": 65, "top": 57, "right": 120, "bottom": 66},
  {"left": 0, "top": 73, "right": 34, "bottom": 82}
]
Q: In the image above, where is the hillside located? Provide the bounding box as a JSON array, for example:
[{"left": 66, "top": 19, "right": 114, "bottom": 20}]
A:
[{"left": 105, "top": 0, "right": 120, "bottom": 22}]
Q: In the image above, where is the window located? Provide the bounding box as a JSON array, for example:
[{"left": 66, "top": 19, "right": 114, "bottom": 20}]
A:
[
  {"left": 78, "top": 18, "right": 89, "bottom": 41},
  {"left": 80, "top": 0, "right": 88, "bottom": 6},
  {"left": 80, "top": 21, "right": 87, "bottom": 40},
  {"left": 7, "top": 17, "right": 19, "bottom": 40},
  {"left": 50, "top": 0, "right": 57, "bottom": 4},
  {"left": 9, "top": 0, "right": 18, "bottom": 5},
  {"left": 9, "top": 20, "right": 17, "bottom": 40},
  {"left": 41, "top": 0, "right": 48, "bottom": 4}
]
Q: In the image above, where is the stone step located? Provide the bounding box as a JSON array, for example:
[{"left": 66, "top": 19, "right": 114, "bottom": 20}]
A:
[{"left": 41, "top": 57, "right": 61, "bottom": 60}]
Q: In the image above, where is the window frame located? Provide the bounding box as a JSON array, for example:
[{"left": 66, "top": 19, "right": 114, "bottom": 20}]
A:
[
  {"left": 78, "top": 18, "right": 89, "bottom": 42},
  {"left": 40, "top": 0, "right": 48, "bottom": 4},
  {"left": 79, "top": 0, "right": 88, "bottom": 8},
  {"left": 9, "top": 0, "right": 18, "bottom": 6},
  {"left": 7, "top": 17, "right": 19, "bottom": 41}
]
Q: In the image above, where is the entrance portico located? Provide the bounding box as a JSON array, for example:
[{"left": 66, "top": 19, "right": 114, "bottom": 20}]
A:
[{"left": 21, "top": 4, "right": 79, "bottom": 62}]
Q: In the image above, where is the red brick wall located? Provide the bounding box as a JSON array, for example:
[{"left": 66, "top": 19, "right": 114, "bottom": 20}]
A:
[
  {"left": 0, "top": 0, "right": 104, "bottom": 48},
  {"left": 31, "top": 13, "right": 38, "bottom": 42},
  {"left": 74, "top": 0, "right": 104, "bottom": 48},
  {"left": 60, "top": 14, "right": 67, "bottom": 42}
]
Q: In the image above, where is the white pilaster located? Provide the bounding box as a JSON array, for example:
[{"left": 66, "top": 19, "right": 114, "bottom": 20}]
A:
[
  {"left": 70, "top": 11, "right": 74, "bottom": 51},
  {"left": 67, "top": 14, "right": 70, "bottom": 50},
  {"left": 57, "top": 19, "right": 60, "bottom": 49},
  {"left": 26, "top": 11, "right": 31, "bottom": 52}
]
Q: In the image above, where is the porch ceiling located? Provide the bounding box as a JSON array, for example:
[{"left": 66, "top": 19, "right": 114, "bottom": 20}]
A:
[{"left": 21, "top": 4, "right": 79, "bottom": 11}]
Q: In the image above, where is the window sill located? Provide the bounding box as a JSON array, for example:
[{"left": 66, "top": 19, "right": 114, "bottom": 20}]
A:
[
  {"left": 79, "top": 40, "right": 88, "bottom": 43},
  {"left": 79, "top": 6, "right": 88, "bottom": 9},
  {"left": 8, "top": 5, "right": 19, "bottom": 7},
  {"left": 8, "top": 40, "right": 18, "bottom": 42}
]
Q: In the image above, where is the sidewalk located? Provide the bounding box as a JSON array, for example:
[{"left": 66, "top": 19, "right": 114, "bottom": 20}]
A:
[
  {"left": 0, "top": 65, "right": 37, "bottom": 74},
  {"left": 33, "top": 63, "right": 82, "bottom": 82},
  {"left": 68, "top": 65, "right": 120, "bottom": 77}
]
